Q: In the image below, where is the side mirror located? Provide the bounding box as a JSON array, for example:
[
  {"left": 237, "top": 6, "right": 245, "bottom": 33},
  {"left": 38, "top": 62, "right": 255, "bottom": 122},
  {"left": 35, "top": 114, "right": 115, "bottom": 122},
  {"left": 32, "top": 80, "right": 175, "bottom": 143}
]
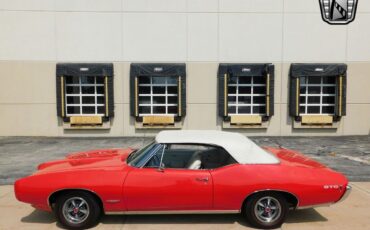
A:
[{"left": 157, "top": 163, "right": 165, "bottom": 172}]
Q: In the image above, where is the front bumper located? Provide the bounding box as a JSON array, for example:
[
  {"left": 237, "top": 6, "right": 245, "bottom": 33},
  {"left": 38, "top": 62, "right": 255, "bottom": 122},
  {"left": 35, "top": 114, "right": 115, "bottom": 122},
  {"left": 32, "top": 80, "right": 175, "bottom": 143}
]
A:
[{"left": 337, "top": 185, "right": 352, "bottom": 203}]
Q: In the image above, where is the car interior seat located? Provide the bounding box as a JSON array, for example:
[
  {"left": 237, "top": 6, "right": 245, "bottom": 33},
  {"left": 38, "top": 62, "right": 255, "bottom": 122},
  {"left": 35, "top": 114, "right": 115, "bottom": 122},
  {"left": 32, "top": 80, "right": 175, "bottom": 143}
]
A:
[{"left": 186, "top": 151, "right": 202, "bottom": 169}]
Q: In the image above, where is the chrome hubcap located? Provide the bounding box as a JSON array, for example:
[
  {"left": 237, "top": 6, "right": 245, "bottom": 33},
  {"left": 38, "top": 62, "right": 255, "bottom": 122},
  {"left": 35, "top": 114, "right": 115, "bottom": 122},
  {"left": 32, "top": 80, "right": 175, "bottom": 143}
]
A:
[
  {"left": 62, "top": 197, "right": 90, "bottom": 224},
  {"left": 254, "top": 196, "right": 281, "bottom": 223}
]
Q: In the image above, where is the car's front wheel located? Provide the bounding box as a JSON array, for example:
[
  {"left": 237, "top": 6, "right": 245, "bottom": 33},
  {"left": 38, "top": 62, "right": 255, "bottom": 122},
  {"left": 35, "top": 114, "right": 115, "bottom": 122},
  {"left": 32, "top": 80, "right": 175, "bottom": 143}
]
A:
[
  {"left": 243, "top": 192, "right": 288, "bottom": 229},
  {"left": 54, "top": 191, "right": 102, "bottom": 229}
]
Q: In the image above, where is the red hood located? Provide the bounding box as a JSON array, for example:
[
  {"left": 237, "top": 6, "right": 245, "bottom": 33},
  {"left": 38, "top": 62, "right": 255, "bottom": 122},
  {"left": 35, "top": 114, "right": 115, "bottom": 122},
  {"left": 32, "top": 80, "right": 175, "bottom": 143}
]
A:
[
  {"left": 36, "top": 148, "right": 135, "bottom": 172},
  {"left": 66, "top": 148, "right": 133, "bottom": 159},
  {"left": 264, "top": 147, "right": 327, "bottom": 169}
]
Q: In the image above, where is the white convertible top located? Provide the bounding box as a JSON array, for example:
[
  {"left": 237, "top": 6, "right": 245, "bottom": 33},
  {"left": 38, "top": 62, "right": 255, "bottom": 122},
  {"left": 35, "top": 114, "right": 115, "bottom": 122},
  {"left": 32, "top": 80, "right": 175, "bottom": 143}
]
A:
[{"left": 155, "top": 130, "right": 279, "bottom": 164}]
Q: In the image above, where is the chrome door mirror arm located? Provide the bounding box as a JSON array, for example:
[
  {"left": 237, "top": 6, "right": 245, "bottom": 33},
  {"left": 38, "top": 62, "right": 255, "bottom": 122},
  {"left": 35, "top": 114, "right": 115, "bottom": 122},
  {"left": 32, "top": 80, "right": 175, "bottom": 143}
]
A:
[{"left": 157, "top": 144, "right": 166, "bottom": 172}]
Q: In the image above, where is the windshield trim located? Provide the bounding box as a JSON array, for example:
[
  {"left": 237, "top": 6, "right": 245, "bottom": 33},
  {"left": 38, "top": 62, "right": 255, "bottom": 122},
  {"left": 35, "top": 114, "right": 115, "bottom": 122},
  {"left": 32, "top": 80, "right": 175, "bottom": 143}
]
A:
[
  {"left": 127, "top": 142, "right": 163, "bottom": 168},
  {"left": 138, "top": 144, "right": 164, "bottom": 168}
]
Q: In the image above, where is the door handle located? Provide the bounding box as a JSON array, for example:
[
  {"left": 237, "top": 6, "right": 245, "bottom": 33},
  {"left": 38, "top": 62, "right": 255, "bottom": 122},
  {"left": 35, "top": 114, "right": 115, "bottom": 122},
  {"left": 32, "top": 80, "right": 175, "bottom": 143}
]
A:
[{"left": 195, "top": 177, "right": 209, "bottom": 182}]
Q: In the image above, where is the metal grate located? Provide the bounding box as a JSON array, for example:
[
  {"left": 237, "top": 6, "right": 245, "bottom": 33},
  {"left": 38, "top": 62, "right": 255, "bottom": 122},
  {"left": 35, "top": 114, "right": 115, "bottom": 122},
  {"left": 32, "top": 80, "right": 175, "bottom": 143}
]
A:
[
  {"left": 227, "top": 76, "right": 266, "bottom": 115},
  {"left": 65, "top": 76, "right": 105, "bottom": 116},
  {"left": 138, "top": 76, "right": 178, "bottom": 116},
  {"left": 299, "top": 76, "right": 337, "bottom": 115}
]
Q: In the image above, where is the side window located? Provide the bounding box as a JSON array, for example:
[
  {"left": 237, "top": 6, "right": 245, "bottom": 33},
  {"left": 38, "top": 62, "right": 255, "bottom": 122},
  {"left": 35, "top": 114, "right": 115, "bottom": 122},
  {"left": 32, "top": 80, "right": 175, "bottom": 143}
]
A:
[
  {"left": 163, "top": 144, "right": 207, "bottom": 170},
  {"left": 144, "top": 144, "right": 237, "bottom": 170},
  {"left": 197, "top": 146, "right": 237, "bottom": 169}
]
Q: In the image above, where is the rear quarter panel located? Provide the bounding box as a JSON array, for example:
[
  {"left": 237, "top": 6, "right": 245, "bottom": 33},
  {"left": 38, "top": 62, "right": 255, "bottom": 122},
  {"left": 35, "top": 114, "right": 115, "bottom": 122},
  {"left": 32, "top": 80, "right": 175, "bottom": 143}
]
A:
[{"left": 210, "top": 164, "right": 347, "bottom": 210}]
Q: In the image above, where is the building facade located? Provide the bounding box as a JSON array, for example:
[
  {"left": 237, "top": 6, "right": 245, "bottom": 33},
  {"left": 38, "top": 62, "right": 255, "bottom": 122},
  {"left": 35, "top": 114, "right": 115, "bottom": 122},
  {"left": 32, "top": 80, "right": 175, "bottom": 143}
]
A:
[{"left": 0, "top": 0, "right": 369, "bottom": 137}]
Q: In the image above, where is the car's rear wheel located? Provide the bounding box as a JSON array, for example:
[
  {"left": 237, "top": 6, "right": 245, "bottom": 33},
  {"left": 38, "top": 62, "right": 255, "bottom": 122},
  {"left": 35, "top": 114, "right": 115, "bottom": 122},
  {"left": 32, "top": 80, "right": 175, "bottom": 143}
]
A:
[
  {"left": 243, "top": 192, "right": 288, "bottom": 229},
  {"left": 54, "top": 191, "right": 101, "bottom": 229}
]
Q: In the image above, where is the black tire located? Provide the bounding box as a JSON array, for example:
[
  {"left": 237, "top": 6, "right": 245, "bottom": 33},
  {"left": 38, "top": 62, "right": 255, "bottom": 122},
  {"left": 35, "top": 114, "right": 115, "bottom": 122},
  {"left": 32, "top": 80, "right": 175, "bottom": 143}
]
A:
[
  {"left": 243, "top": 192, "right": 288, "bottom": 229},
  {"left": 54, "top": 191, "right": 102, "bottom": 230}
]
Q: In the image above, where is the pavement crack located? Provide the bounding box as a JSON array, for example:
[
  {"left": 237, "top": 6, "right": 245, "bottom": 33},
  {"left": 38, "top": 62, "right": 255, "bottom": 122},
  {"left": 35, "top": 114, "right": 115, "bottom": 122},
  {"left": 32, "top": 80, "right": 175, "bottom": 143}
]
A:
[{"left": 336, "top": 154, "right": 370, "bottom": 165}]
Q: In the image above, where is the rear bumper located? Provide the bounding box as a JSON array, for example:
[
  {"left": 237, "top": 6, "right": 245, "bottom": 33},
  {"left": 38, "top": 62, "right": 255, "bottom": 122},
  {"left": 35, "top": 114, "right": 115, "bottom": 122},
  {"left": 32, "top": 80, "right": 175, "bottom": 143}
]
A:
[{"left": 337, "top": 185, "right": 352, "bottom": 203}]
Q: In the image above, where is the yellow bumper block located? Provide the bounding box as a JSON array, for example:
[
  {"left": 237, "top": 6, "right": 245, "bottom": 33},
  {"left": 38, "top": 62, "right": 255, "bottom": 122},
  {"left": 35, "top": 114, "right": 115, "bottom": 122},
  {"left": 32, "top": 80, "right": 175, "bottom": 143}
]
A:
[
  {"left": 143, "top": 116, "right": 175, "bottom": 125},
  {"left": 230, "top": 115, "right": 262, "bottom": 125},
  {"left": 301, "top": 115, "right": 333, "bottom": 125},
  {"left": 70, "top": 116, "right": 103, "bottom": 125}
]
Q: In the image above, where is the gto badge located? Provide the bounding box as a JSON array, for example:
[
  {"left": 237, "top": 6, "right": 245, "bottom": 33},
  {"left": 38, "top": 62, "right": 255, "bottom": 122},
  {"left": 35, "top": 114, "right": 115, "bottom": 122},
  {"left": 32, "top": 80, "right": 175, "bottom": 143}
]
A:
[
  {"left": 324, "top": 185, "right": 341, "bottom": 190},
  {"left": 319, "top": 0, "right": 359, "bottom": 25}
]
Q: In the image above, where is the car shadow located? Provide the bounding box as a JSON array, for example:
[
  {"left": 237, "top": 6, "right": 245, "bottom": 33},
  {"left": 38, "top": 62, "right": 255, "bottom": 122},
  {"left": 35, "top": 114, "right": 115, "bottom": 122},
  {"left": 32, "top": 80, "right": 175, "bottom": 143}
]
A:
[
  {"left": 101, "top": 213, "right": 252, "bottom": 227},
  {"left": 286, "top": 209, "right": 328, "bottom": 223},
  {"left": 21, "top": 208, "right": 327, "bottom": 228},
  {"left": 21, "top": 209, "right": 56, "bottom": 224}
]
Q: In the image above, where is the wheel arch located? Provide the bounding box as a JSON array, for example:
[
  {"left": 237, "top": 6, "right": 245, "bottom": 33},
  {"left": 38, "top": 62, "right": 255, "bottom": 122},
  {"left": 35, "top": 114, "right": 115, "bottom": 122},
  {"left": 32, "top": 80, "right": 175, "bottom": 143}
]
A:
[
  {"left": 242, "top": 189, "right": 299, "bottom": 210},
  {"left": 48, "top": 188, "right": 104, "bottom": 212}
]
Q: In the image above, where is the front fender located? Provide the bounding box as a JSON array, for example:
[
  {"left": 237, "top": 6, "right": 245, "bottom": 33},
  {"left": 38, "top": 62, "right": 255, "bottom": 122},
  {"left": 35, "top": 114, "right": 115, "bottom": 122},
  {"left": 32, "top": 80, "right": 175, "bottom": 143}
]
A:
[{"left": 14, "top": 167, "right": 128, "bottom": 212}]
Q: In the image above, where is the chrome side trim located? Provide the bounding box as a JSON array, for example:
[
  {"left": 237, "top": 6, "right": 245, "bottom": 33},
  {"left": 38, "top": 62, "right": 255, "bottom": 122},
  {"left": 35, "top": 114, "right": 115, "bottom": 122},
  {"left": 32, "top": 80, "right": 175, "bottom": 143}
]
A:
[
  {"left": 337, "top": 185, "right": 352, "bottom": 203},
  {"left": 106, "top": 200, "right": 121, "bottom": 203},
  {"left": 106, "top": 210, "right": 240, "bottom": 215},
  {"left": 297, "top": 202, "right": 333, "bottom": 210}
]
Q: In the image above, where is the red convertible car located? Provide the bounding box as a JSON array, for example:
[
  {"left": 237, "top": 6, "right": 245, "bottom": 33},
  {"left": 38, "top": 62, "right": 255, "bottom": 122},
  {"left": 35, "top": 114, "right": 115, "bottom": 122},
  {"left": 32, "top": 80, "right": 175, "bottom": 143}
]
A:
[{"left": 15, "top": 130, "right": 351, "bottom": 229}]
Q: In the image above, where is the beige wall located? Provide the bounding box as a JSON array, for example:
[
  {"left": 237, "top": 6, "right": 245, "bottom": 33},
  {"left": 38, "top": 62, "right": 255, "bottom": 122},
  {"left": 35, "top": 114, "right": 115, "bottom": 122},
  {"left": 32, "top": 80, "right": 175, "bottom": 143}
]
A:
[
  {"left": 1, "top": 1, "right": 370, "bottom": 63},
  {"left": 0, "top": 1, "right": 369, "bottom": 136},
  {"left": 0, "top": 61, "right": 369, "bottom": 137}
]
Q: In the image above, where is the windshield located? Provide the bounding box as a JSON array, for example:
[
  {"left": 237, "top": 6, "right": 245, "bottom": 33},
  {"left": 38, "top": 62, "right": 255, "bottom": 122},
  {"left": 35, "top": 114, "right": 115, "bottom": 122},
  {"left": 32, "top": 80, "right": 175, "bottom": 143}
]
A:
[{"left": 127, "top": 142, "right": 158, "bottom": 167}]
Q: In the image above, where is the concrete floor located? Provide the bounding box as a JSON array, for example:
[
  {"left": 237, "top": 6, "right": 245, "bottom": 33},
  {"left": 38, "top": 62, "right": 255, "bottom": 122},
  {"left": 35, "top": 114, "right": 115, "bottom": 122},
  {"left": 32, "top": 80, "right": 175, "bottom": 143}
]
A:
[
  {"left": 0, "top": 183, "right": 369, "bottom": 230},
  {"left": 0, "top": 136, "right": 369, "bottom": 184}
]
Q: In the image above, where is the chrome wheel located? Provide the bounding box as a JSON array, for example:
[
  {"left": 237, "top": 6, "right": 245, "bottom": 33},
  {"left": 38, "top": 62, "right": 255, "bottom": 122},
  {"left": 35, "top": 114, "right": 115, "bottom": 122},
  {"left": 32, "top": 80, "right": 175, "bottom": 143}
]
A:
[
  {"left": 254, "top": 196, "right": 282, "bottom": 223},
  {"left": 62, "top": 197, "right": 90, "bottom": 224}
]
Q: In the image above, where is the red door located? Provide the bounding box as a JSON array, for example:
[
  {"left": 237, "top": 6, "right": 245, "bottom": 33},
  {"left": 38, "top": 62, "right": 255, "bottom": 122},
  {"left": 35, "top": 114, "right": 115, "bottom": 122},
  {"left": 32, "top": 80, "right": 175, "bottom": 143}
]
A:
[{"left": 123, "top": 167, "right": 213, "bottom": 211}]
